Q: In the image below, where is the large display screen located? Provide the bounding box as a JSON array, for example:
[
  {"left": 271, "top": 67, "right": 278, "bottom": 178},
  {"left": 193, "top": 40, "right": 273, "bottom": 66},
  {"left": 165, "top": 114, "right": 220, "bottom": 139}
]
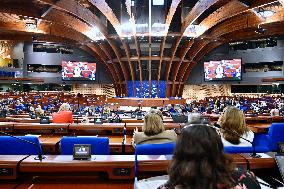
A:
[
  {"left": 62, "top": 61, "right": 96, "bottom": 81},
  {"left": 204, "top": 59, "right": 241, "bottom": 81}
]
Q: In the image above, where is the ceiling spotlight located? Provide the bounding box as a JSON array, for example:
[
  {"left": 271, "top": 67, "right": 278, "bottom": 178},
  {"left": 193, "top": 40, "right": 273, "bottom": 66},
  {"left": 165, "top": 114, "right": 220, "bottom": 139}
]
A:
[{"left": 25, "top": 22, "right": 37, "bottom": 31}]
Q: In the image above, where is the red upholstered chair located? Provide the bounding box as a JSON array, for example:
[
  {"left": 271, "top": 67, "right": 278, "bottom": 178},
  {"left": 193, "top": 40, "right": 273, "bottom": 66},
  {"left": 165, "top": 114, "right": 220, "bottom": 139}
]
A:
[{"left": 52, "top": 111, "right": 74, "bottom": 123}]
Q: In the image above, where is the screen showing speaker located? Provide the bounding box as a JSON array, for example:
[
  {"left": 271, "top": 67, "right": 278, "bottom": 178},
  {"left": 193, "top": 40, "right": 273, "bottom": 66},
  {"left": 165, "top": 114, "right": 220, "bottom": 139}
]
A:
[
  {"left": 204, "top": 59, "right": 241, "bottom": 81},
  {"left": 62, "top": 61, "right": 96, "bottom": 81}
]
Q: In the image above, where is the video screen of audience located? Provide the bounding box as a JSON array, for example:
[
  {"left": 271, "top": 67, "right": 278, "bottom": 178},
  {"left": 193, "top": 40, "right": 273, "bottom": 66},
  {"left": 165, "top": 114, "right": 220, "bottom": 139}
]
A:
[
  {"left": 204, "top": 59, "right": 242, "bottom": 81},
  {"left": 62, "top": 61, "right": 96, "bottom": 81}
]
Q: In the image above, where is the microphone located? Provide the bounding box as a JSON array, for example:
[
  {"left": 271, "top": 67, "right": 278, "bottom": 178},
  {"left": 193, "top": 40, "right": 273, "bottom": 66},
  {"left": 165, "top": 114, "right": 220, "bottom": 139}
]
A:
[
  {"left": 213, "top": 123, "right": 261, "bottom": 158},
  {"left": 0, "top": 130, "right": 46, "bottom": 161}
]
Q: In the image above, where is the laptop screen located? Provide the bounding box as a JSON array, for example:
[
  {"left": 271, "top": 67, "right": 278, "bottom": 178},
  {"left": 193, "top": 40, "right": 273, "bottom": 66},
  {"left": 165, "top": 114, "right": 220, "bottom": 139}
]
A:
[{"left": 274, "top": 155, "right": 284, "bottom": 182}]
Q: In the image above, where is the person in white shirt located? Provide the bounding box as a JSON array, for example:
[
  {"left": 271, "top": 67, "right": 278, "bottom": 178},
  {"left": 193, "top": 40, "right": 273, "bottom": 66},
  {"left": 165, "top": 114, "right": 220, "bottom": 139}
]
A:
[
  {"left": 218, "top": 106, "right": 253, "bottom": 147},
  {"left": 270, "top": 105, "right": 280, "bottom": 116}
]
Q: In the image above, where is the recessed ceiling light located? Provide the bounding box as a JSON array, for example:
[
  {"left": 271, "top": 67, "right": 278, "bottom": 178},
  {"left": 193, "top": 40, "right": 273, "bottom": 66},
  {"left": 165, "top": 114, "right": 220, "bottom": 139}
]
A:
[{"left": 153, "top": 0, "right": 164, "bottom": 5}]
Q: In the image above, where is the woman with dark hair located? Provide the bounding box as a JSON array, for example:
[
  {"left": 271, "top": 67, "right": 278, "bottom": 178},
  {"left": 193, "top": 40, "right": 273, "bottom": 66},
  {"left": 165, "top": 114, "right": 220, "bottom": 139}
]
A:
[{"left": 158, "top": 125, "right": 260, "bottom": 189}]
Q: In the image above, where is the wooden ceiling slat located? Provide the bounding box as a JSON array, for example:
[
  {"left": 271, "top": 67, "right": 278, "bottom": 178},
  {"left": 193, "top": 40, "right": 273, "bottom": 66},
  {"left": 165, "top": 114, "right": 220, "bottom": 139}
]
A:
[{"left": 157, "top": 0, "right": 182, "bottom": 93}]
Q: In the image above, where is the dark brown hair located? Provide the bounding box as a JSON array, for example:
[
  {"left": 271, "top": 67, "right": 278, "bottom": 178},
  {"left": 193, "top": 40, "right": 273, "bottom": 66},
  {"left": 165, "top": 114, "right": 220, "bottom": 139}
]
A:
[{"left": 167, "top": 124, "right": 235, "bottom": 189}]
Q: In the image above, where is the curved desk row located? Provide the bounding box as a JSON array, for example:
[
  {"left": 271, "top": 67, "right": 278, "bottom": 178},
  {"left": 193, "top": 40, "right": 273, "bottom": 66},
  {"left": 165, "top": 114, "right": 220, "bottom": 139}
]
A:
[{"left": 0, "top": 153, "right": 276, "bottom": 180}]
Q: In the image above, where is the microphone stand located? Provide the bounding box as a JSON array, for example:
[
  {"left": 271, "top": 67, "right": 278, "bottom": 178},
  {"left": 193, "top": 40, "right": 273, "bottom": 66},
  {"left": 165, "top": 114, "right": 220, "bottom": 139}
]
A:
[
  {"left": 213, "top": 123, "right": 261, "bottom": 158},
  {"left": 0, "top": 130, "right": 45, "bottom": 161}
]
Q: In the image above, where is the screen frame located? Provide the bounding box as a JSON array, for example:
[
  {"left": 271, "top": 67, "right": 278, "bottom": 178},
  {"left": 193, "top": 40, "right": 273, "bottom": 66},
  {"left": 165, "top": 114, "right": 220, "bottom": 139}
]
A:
[
  {"left": 203, "top": 58, "right": 242, "bottom": 82},
  {"left": 73, "top": 144, "right": 91, "bottom": 160},
  {"left": 61, "top": 61, "right": 96, "bottom": 81}
]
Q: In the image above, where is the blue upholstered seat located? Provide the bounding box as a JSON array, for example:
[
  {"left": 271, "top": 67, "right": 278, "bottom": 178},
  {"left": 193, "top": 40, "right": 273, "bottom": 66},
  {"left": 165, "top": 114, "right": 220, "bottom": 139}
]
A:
[
  {"left": 224, "top": 133, "right": 270, "bottom": 154},
  {"left": 134, "top": 142, "right": 175, "bottom": 180},
  {"left": 60, "top": 136, "right": 110, "bottom": 155},
  {"left": 267, "top": 123, "right": 284, "bottom": 151},
  {"left": 0, "top": 136, "right": 42, "bottom": 155},
  {"left": 135, "top": 142, "right": 175, "bottom": 155},
  {"left": 225, "top": 123, "right": 284, "bottom": 153},
  {"left": 224, "top": 146, "right": 253, "bottom": 153}
]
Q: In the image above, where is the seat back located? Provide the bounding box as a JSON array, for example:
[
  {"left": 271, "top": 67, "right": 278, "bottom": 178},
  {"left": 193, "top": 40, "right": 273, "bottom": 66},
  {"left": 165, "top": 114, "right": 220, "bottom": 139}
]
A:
[
  {"left": 134, "top": 142, "right": 175, "bottom": 178},
  {"left": 60, "top": 136, "right": 110, "bottom": 155},
  {"left": 135, "top": 142, "right": 175, "bottom": 155},
  {"left": 0, "top": 136, "right": 42, "bottom": 155},
  {"left": 268, "top": 123, "right": 284, "bottom": 151},
  {"left": 252, "top": 133, "right": 270, "bottom": 153},
  {"left": 224, "top": 146, "right": 253, "bottom": 153}
]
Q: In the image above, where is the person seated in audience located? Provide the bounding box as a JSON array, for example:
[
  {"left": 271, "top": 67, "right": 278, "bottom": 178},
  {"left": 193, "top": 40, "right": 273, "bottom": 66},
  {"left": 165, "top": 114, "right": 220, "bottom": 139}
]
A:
[
  {"left": 132, "top": 109, "right": 177, "bottom": 146},
  {"left": 217, "top": 106, "right": 254, "bottom": 146},
  {"left": 35, "top": 105, "right": 44, "bottom": 117},
  {"left": 52, "top": 103, "right": 73, "bottom": 123},
  {"left": 81, "top": 112, "right": 89, "bottom": 124},
  {"left": 279, "top": 102, "right": 284, "bottom": 116},
  {"left": 158, "top": 124, "right": 260, "bottom": 189},
  {"left": 270, "top": 105, "right": 280, "bottom": 116}
]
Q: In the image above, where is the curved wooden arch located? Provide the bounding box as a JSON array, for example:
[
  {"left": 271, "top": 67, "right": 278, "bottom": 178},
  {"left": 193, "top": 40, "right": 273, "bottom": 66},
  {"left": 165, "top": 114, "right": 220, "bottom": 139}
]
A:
[
  {"left": 157, "top": 0, "right": 182, "bottom": 94},
  {"left": 38, "top": 0, "right": 128, "bottom": 94},
  {"left": 174, "top": 12, "right": 261, "bottom": 95},
  {"left": 176, "top": 10, "right": 284, "bottom": 96},
  {"left": 0, "top": 18, "right": 120, "bottom": 93},
  {"left": 172, "top": 0, "right": 248, "bottom": 92},
  {"left": 164, "top": 0, "right": 225, "bottom": 84},
  {"left": 87, "top": 0, "right": 135, "bottom": 96},
  {"left": 0, "top": 1, "right": 123, "bottom": 94}
]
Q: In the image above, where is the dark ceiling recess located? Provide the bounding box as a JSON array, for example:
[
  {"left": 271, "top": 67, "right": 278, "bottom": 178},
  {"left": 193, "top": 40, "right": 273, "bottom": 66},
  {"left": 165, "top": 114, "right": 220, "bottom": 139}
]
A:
[{"left": 238, "top": 0, "right": 251, "bottom": 7}]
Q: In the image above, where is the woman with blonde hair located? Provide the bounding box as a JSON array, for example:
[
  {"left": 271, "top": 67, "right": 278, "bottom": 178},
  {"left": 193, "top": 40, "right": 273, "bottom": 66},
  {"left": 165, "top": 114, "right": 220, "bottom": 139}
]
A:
[
  {"left": 132, "top": 109, "right": 177, "bottom": 145},
  {"left": 58, "top": 103, "right": 71, "bottom": 112},
  {"left": 218, "top": 106, "right": 253, "bottom": 146}
]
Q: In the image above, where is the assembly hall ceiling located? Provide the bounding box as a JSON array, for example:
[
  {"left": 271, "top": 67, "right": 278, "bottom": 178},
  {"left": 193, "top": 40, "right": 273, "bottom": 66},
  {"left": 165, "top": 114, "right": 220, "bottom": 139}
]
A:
[{"left": 0, "top": 0, "right": 283, "bottom": 96}]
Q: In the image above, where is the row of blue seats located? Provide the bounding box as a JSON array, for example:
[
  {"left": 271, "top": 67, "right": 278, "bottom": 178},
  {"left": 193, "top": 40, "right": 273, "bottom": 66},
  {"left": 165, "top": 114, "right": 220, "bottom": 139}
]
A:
[
  {"left": 0, "top": 123, "right": 283, "bottom": 155},
  {"left": 0, "top": 71, "right": 16, "bottom": 77}
]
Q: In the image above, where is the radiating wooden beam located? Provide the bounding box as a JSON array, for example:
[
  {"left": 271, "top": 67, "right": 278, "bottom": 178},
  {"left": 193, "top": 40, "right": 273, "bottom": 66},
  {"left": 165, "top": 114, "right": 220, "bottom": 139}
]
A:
[
  {"left": 87, "top": 0, "right": 133, "bottom": 96},
  {"left": 122, "top": 40, "right": 136, "bottom": 96},
  {"left": 170, "top": 39, "right": 194, "bottom": 96},
  {"left": 165, "top": 0, "right": 224, "bottom": 86},
  {"left": 125, "top": 0, "right": 141, "bottom": 95},
  {"left": 37, "top": 0, "right": 127, "bottom": 95},
  {"left": 157, "top": 0, "right": 182, "bottom": 96}
]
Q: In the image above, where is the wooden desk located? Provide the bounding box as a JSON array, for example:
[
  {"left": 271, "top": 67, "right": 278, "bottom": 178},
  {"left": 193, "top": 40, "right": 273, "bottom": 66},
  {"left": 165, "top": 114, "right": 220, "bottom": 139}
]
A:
[
  {"left": 13, "top": 123, "right": 69, "bottom": 134},
  {"left": 0, "top": 153, "right": 276, "bottom": 184},
  {"left": 0, "top": 155, "right": 27, "bottom": 179},
  {"left": 272, "top": 116, "right": 284, "bottom": 122},
  {"left": 246, "top": 116, "right": 271, "bottom": 123},
  {"left": 247, "top": 123, "right": 271, "bottom": 133},
  {"left": 20, "top": 155, "right": 135, "bottom": 180},
  {"left": 124, "top": 136, "right": 134, "bottom": 154},
  {"left": 125, "top": 123, "right": 180, "bottom": 134},
  {"left": 38, "top": 135, "right": 126, "bottom": 155},
  {"left": 39, "top": 136, "right": 61, "bottom": 154},
  {"left": 0, "top": 122, "right": 14, "bottom": 133},
  {"left": 108, "top": 136, "right": 125, "bottom": 154},
  {"left": 69, "top": 123, "right": 125, "bottom": 135},
  {"left": 240, "top": 153, "right": 276, "bottom": 170},
  {"left": 107, "top": 98, "right": 186, "bottom": 107}
]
